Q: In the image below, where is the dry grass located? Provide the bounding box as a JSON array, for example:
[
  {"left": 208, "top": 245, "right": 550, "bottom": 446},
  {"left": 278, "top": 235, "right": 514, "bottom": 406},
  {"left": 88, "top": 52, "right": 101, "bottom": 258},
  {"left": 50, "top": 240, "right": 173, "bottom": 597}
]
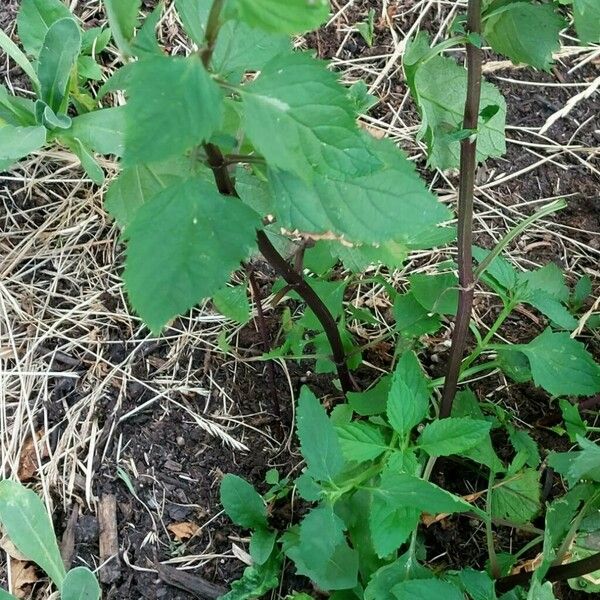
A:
[{"left": 1, "top": 0, "right": 599, "bottom": 596}]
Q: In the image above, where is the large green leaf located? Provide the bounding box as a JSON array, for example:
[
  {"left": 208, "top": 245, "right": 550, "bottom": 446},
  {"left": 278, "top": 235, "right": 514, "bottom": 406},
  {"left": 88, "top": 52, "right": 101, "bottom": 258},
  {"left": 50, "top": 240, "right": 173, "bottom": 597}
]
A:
[
  {"left": 0, "top": 125, "right": 46, "bottom": 163},
  {"left": 0, "top": 481, "right": 66, "bottom": 587},
  {"left": 285, "top": 505, "right": 359, "bottom": 590},
  {"left": 409, "top": 272, "right": 458, "bottom": 315},
  {"left": 175, "top": 0, "right": 208, "bottom": 45},
  {"left": 393, "top": 578, "right": 464, "bottom": 600},
  {"left": 220, "top": 474, "right": 268, "bottom": 529},
  {"left": 122, "top": 177, "right": 260, "bottom": 332},
  {"left": 483, "top": 3, "right": 565, "bottom": 71},
  {"left": 404, "top": 32, "right": 506, "bottom": 170},
  {"left": 242, "top": 52, "right": 380, "bottom": 180},
  {"left": 17, "top": 0, "right": 73, "bottom": 56},
  {"left": 573, "top": 0, "right": 600, "bottom": 43},
  {"left": 365, "top": 552, "right": 432, "bottom": 600},
  {"left": 417, "top": 417, "right": 492, "bottom": 457},
  {"left": 336, "top": 422, "right": 388, "bottom": 464},
  {"left": 0, "top": 30, "right": 40, "bottom": 92},
  {"left": 123, "top": 56, "right": 223, "bottom": 165},
  {"left": 37, "top": 18, "right": 81, "bottom": 113},
  {"left": 296, "top": 386, "right": 345, "bottom": 482},
  {"left": 269, "top": 137, "right": 452, "bottom": 245},
  {"left": 370, "top": 492, "right": 420, "bottom": 558},
  {"left": 102, "top": 0, "right": 141, "bottom": 56},
  {"left": 491, "top": 469, "right": 541, "bottom": 524},
  {"left": 61, "top": 567, "right": 101, "bottom": 600},
  {"left": 516, "top": 329, "right": 600, "bottom": 397},
  {"left": 227, "top": 0, "right": 330, "bottom": 34},
  {"left": 67, "top": 107, "right": 126, "bottom": 156}
]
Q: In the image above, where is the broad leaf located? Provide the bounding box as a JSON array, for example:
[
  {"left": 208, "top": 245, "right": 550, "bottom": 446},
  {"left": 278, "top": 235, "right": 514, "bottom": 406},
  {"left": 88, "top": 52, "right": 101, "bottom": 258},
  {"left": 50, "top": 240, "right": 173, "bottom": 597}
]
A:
[
  {"left": 573, "top": 0, "right": 600, "bottom": 43},
  {"left": 242, "top": 52, "right": 380, "bottom": 180},
  {"left": 0, "top": 125, "right": 46, "bottom": 163},
  {"left": 370, "top": 494, "right": 420, "bottom": 558},
  {"left": 249, "top": 527, "right": 277, "bottom": 565},
  {"left": 213, "top": 285, "right": 251, "bottom": 324},
  {"left": 336, "top": 422, "right": 388, "bottom": 464},
  {"left": 103, "top": 0, "right": 141, "bottom": 56},
  {"left": 348, "top": 375, "right": 391, "bottom": 416},
  {"left": 38, "top": 18, "right": 81, "bottom": 113},
  {"left": 0, "top": 86, "right": 36, "bottom": 127},
  {"left": 123, "top": 55, "right": 223, "bottom": 165},
  {"left": 17, "top": 0, "right": 73, "bottom": 56},
  {"left": 61, "top": 567, "right": 101, "bottom": 600},
  {"left": 483, "top": 3, "right": 564, "bottom": 71},
  {"left": 269, "top": 137, "right": 452, "bottom": 245},
  {"left": 458, "top": 568, "right": 497, "bottom": 600},
  {"left": 409, "top": 272, "right": 458, "bottom": 315},
  {"left": 122, "top": 177, "right": 260, "bottom": 332},
  {"left": 516, "top": 329, "right": 600, "bottom": 397},
  {"left": 220, "top": 554, "right": 281, "bottom": 600},
  {"left": 131, "top": 4, "right": 163, "bottom": 58},
  {"left": 491, "top": 469, "right": 540, "bottom": 524},
  {"left": 0, "top": 480, "right": 66, "bottom": 587},
  {"left": 393, "top": 292, "right": 441, "bottom": 338},
  {"left": 417, "top": 417, "right": 492, "bottom": 457},
  {"left": 296, "top": 386, "right": 345, "bottom": 482},
  {"left": 220, "top": 474, "right": 267, "bottom": 529},
  {"left": 175, "top": 0, "right": 208, "bottom": 45},
  {"left": 393, "top": 578, "right": 464, "bottom": 600},
  {"left": 67, "top": 107, "right": 126, "bottom": 157},
  {"left": 227, "top": 0, "right": 330, "bottom": 35}
]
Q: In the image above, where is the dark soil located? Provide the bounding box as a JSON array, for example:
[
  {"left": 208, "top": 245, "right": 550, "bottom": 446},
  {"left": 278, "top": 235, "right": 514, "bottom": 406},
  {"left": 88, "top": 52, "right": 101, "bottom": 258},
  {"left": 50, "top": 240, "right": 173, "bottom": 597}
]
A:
[{"left": 1, "top": 1, "right": 599, "bottom": 600}]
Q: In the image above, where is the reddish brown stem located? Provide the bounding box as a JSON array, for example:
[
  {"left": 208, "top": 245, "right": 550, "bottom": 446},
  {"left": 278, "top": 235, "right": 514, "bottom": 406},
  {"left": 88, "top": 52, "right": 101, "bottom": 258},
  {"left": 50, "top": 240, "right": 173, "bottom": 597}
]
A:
[{"left": 439, "top": 0, "right": 483, "bottom": 419}]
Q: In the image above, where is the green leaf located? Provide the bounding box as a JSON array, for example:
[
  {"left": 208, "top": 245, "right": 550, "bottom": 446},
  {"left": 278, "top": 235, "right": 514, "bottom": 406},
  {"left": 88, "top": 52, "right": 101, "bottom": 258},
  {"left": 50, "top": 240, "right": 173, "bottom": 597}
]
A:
[
  {"left": 17, "top": 0, "right": 73, "bottom": 57},
  {"left": 568, "top": 437, "right": 600, "bottom": 483},
  {"left": 572, "top": 275, "right": 592, "bottom": 310},
  {"left": 175, "top": 0, "right": 208, "bottom": 45},
  {"left": 393, "top": 292, "right": 441, "bottom": 338},
  {"left": 573, "top": 0, "right": 600, "bottom": 43},
  {"left": 81, "top": 27, "right": 111, "bottom": 55},
  {"left": 67, "top": 107, "right": 126, "bottom": 157},
  {"left": 348, "top": 375, "right": 391, "bottom": 416},
  {"left": 336, "top": 422, "right": 388, "bottom": 464},
  {"left": 249, "top": 527, "right": 277, "bottom": 565},
  {"left": 66, "top": 138, "right": 105, "bottom": 184},
  {"left": 227, "top": 0, "right": 330, "bottom": 35},
  {"left": 526, "top": 579, "right": 557, "bottom": 600},
  {"left": 520, "top": 263, "right": 570, "bottom": 303},
  {"left": 285, "top": 505, "right": 359, "bottom": 590},
  {"left": 242, "top": 52, "right": 381, "bottom": 180},
  {"left": 131, "top": 4, "right": 163, "bottom": 58},
  {"left": 0, "top": 480, "right": 66, "bottom": 587},
  {"left": 298, "top": 279, "right": 345, "bottom": 330},
  {"left": 491, "top": 469, "right": 541, "bottom": 524},
  {"left": 409, "top": 272, "right": 458, "bottom": 315},
  {"left": 404, "top": 32, "right": 506, "bottom": 170},
  {"left": 270, "top": 136, "right": 452, "bottom": 245},
  {"left": 0, "top": 86, "right": 36, "bottom": 126},
  {"left": 483, "top": 3, "right": 564, "bottom": 71},
  {"left": 335, "top": 240, "right": 409, "bottom": 273},
  {"left": 392, "top": 578, "right": 464, "bottom": 599},
  {"left": 0, "top": 29, "right": 40, "bottom": 92},
  {"left": 296, "top": 386, "right": 345, "bottom": 482},
  {"left": 497, "top": 348, "right": 532, "bottom": 384},
  {"left": 77, "top": 55, "right": 103, "bottom": 81},
  {"left": 122, "top": 177, "right": 260, "bottom": 332},
  {"left": 526, "top": 290, "right": 578, "bottom": 331},
  {"left": 220, "top": 474, "right": 267, "bottom": 529},
  {"left": 516, "top": 329, "right": 600, "bottom": 397},
  {"left": 124, "top": 56, "right": 223, "bottom": 165},
  {"left": 61, "top": 567, "right": 101, "bottom": 600},
  {"left": 458, "top": 568, "right": 497, "bottom": 600},
  {"left": 472, "top": 246, "right": 518, "bottom": 294},
  {"left": 0, "top": 590, "right": 18, "bottom": 600},
  {"left": 386, "top": 351, "right": 430, "bottom": 437},
  {"left": 213, "top": 285, "right": 251, "bottom": 324},
  {"left": 417, "top": 417, "right": 492, "bottom": 457},
  {"left": 220, "top": 554, "right": 282, "bottom": 600},
  {"left": 0, "top": 125, "right": 46, "bottom": 163},
  {"left": 508, "top": 427, "right": 540, "bottom": 468},
  {"left": 559, "top": 399, "right": 587, "bottom": 443},
  {"left": 102, "top": 0, "right": 141, "bottom": 56},
  {"left": 37, "top": 18, "right": 81, "bottom": 113}
]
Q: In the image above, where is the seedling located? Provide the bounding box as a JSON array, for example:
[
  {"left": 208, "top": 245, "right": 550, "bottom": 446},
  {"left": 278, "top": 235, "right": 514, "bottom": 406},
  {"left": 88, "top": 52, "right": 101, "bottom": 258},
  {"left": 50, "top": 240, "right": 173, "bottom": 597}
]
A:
[{"left": 356, "top": 9, "right": 375, "bottom": 47}]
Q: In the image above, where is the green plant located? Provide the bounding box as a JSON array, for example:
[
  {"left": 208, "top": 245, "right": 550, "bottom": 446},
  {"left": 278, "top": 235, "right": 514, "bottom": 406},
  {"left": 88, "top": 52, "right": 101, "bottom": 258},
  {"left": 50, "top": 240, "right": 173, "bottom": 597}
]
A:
[
  {"left": 356, "top": 9, "right": 375, "bottom": 47},
  {"left": 0, "top": 480, "right": 100, "bottom": 599}
]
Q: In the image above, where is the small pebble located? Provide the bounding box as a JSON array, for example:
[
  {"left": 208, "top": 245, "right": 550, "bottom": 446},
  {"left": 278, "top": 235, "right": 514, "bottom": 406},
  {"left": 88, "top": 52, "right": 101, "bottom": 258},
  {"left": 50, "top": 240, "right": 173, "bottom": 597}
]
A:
[{"left": 176, "top": 436, "right": 185, "bottom": 447}]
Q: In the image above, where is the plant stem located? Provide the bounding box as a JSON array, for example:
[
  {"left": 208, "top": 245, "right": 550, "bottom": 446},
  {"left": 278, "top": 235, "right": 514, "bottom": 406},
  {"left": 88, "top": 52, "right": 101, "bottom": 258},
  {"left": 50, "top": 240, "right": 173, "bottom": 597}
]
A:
[
  {"left": 202, "top": 143, "right": 353, "bottom": 394},
  {"left": 201, "top": 0, "right": 226, "bottom": 68},
  {"left": 439, "top": 0, "right": 483, "bottom": 419},
  {"left": 430, "top": 360, "right": 500, "bottom": 389},
  {"left": 486, "top": 471, "right": 500, "bottom": 579}
]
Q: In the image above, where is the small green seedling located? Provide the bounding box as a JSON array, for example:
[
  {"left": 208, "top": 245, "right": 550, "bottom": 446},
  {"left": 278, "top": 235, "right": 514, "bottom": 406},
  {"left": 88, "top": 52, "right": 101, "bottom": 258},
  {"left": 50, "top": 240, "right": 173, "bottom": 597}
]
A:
[{"left": 356, "top": 9, "right": 376, "bottom": 47}]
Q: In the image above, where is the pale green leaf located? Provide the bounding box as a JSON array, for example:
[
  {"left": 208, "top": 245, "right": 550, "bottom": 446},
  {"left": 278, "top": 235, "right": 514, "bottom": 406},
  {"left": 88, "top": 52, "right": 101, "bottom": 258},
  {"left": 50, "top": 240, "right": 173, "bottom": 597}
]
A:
[
  {"left": 392, "top": 578, "right": 464, "bottom": 600},
  {"left": 77, "top": 55, "right": 103, "bottom": 81},
  {"left": 249, "top": 528, "right": 277, "bottom": 565},
  {"left": 409, "top": 272, "right": 458, "bottom": 315},
  {"left": 213, "top": 285, "right": 251, "bottom": 324},
  {"left": 336, "top": 421, "right": 388, "bottom": 464},
  {"left": 67, "top": 107, "right": 126, "bottom": 156},
  {"left": 123, "top": 177, "right": 260, "bottom": 332},
  {"left": 0, "top": 480, "right": 66, "bottom": 587},
  {"left": 0, "top": 29, "right": 40, "bottom": 92},
  {"left": 491, "top": 469, "right": 541, "bottom": 524},
  {"left": 103, "top": 0, "right": 141, "bottom": 56},
  {"left": 526, "top": 290, "right": 578, "bottom": 331},
  {"left": 0, "top": 125, "right": 46, "bottom": 162},
  {"left": 17, "top": 0, "right": 73, "bottom": 56},
  {"left": 559, "top": 399, "right": 587, "bottom": 443},
  {"left": 519, "top": 263, "right": 569, "bottom": 302},
  {"left": 365, "top": 552, "right": 432, "bottom": 600},
  {"left": 0, "top": 85, "right": 36, "bottom": 126},
  {"left": 61, "top": 567, "right": 101, "bottom": 600},
  {"left": 484, "top": 3, "right": 565, "bottom": 71},
  {"left": 417, "top": 417, "right": 492, "bottom": 457},
  {"left": 123, "top": 56, "right": 223, "bottom": 165},
  {"left": 66, "top": 137, "right": 105, "bottom": 184},
  {"left": 220, "top": 474, "right": 267, "bottom": 529},
  {"left": 573, "top": 0, "right": 600, "bottom": 44}
]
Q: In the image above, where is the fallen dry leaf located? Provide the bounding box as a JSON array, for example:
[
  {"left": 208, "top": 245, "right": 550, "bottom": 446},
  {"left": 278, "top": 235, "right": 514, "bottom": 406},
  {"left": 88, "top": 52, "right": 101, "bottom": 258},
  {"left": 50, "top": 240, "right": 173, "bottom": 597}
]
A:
[
  {"left": 18, "top": 431, "right": 48, "bottom": 481},
  {"left": 167, "top": 521, "right": 199, "bottom": 541},
  {"left": 11, "top": 559, "right": 38, "bottom": 599}
]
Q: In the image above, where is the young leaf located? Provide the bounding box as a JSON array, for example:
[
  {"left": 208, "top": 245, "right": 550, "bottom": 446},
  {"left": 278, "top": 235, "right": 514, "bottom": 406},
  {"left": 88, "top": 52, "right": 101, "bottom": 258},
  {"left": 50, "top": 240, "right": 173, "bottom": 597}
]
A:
[
  {"left": 573, "top": 0, "right": 600, "bottom": 44},
  {"left": 220, "top": 474, "right": 268, "bottom": 529},
  {"left": 392, "top": 578, "right": 464, "bottom": 600},
  {"left": 0, "top": 125, "right": 46, "bottom": 164},
  {"left": 122, "top": 177, "right": 261, "bottom": 332},
  {"left": 17, "top": 0, "right": 73, "bottom": 57},
  {"left": 213, "top": 285, "right": 251, "bottom": 325},
  {"left": 417, "top": 417, "right": 492, "bottom": 457},
  {"left": 285, "top": 505, "right": 359, "bottom": 590},
  {"left": 508, "top": 427, "right": 540, "bottom": 468},
  {"left": 497, "top": 348, "right": 532, "bottom": 384},
  {"left": 409, "top": 272, "right": 458, "bottom": 315},
  {"left": 336, "top": 421, "right": 388, "bottom": 464},
  {"left": 66, "top": 138, "right": 105, "bottom": 184},
  {"left": 559, "top": 399, "right": 587, "bottom": 443},
  {"left": 66, "top": 107, "right": 126, "bottom": 157},
  {"left": 483, "top": 3, "right": 564, "bottom": 71},
  {"left": 567, "top": 437, "right": 600, "bottom": 483},
  {"left": 131, "top": 4, "right": 163, "bottom": 58},
  {"left": 102, "top": 0, "right": 141, "bottom": 56},
  {"left": 516, "top": 329, "right": 600, "bottom": 397},
  {"left": 348, "top": 375, "right": 391, "bottom": 416},
  {"left": 175, "top": 0, "right": 208, "bottom": 45},
  {"left": 227, "top": 0, "right": 330, "bottom": 35},
  {"left": 491, "top": 469, "right": 541, "bottom": 524},
  {"left": 0, "top": 30, "right": 40, "bottom": 92},
  {"left": 37, "top": 18, "right": 82, "bottom": 113},
  {"left": 393, "top": 292, "right": 441, "bottom": 338},
  {"left": 0, "top": 480, "right": 66, "bottom": 587},
  {"left": 369, "top": 498, "right": 420, "bottom": 558},
  {"left": 458, "top": 568, "right": 497, "bottom": 600},
  {"left": 296, "top": 386, "right": 345, "bottom": 482},
  {"left": 123, "top": 55, "right": 223, "bottom": 165},
  {"left": 249, "top": 527, "right": 277, "bottom": 565},
  {"left": 0, "top": 85, "right": 36, "bottom": 126},
  {"left": 241, "top": 52, "right": 381, "bottom": 180},
  {"left": 386, "top": 351, "right": 430, "bottom": 437},
  {"left": 220, "top": 554, "right": 281, "bottom": 600},
  {"left": 61, "top": 567, "right": 101, "bottom": 600}
]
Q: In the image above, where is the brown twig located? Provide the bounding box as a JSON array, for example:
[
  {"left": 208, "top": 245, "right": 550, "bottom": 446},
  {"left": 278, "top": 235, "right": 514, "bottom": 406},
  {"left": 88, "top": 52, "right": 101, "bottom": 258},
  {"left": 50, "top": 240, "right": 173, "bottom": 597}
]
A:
[
  {"left": 98, "top": 494, "right": 121, "bottom": 584},
  {"left": 156, "top": 563, "right": 226, "bottom": 599}
]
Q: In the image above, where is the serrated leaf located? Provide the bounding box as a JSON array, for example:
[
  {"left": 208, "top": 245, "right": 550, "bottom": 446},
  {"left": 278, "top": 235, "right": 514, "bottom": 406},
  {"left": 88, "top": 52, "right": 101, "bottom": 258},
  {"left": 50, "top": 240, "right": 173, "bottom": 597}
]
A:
[
  {"left": 559, "top": 399, "right": 587, "bottom": 443},
  {"left": 17, "top": 0, "right": 73, "bottom": 57},
  {"left": 404, "top": 32, "right": 506, "bottom": 170},
  {"left": 335, "top": 240, "right": 409, "bottom": 272},
  {"left": 526, "top": 290, "right": 578, "bottom": 331},
  {"left": 336, "top": 421, "right": 388, "bottom": 464},
  {"left": 67, "top": 107, "right": 126, "bottom": 157},
  {"left": 220, "top": 474, "right": 267, "bottom": 529},
  {"left": 227, "top": 0, "right": 330, "bottom": 35},
  {"left": 519, "top": 263, "right": 570, "bottom": 303},
  {"left": 417, "top": 417, "right": 491, "bottom": 457},
  {"left": 242, "top": 53, "right": 381, "bottom": 180},
  {"left": 61, "top": 567, "right": 100, "bottom": 600},
  {"left": 296, "top": 386, "right": 345, "bottom": 482},
  {"left": 392, "top": 578, "right": 464, "bottom": 599},
  {"left": 409, "top": 272, "right": 459, "bottom": 315},
  {"left": 38, "top": 18, "right": 81, "bottom": 113},
  {"left": 103, "top": 0, "right": 141, "bottom": 56},
  {"left": 123, "top": 56, "right": 223, "bottom": 165},
  {"left": 386, "top": 352, "right": 430, "bottom": 437},
  {"left": 285, "top": 505, "right": 358, "bottom": 590},
  {"left": 0, "top": 125, "right": 46, "bottom": 163},
  {"left": 516, "top": 329, "right": 600, "bottom": 397},
  {"left": 0, "top": 480, "right": 66, "bottom": 587},
  {"left": 297, "top": 279, "right": 345, "bottom": 330},
  {"left": 508, "top": 427, "right": 540, "bottom": 468},
  {"left": 483, "top": 3, "right": 564, "bottom": 71},
  {"left": 568, "top": 437, "right": 600, "bottom": 483},
  {"left": 393, "top": 292, "right": 441, "bottom": 338},
  {"left": 472, "top": 246, "right": 518, "bottom": 295},
  {"left": 348, "top": 375, "right": 391, "bottom": 416},
  {"left": 573, "top": 0, "right": 600, "bottom": 44},
  {"left": 270, "top": 136, "right": 452, "bottom": 245},
  {"left": 491, "top": 469, "right": 541, "bottom": 524},
  {"left": 122, "top": 177, "right": 260, "bottom": 332},
  {"left": 213, "top": 285, "right": 251, "bottom": 324}
]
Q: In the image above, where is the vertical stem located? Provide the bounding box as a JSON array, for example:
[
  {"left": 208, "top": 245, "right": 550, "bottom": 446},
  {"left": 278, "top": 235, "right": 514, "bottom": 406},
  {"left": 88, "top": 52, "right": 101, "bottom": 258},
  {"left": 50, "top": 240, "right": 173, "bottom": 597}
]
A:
[
  {"left": 201, "top": 0, "right": 226, "bottom": 68},
  {"left": 439, "top": 0, "right": 483, "bottom": 419}
]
